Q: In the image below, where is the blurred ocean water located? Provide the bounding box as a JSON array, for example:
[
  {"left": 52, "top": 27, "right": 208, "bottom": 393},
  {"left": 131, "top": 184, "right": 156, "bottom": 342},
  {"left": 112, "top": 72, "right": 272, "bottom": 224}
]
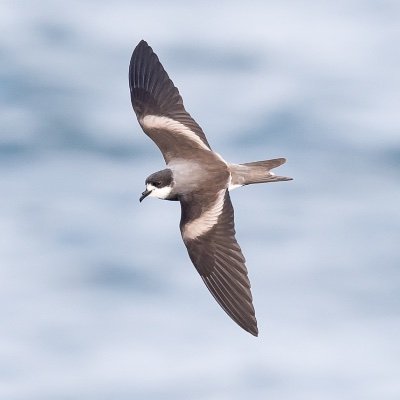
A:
[{"left": 1, "top": 1, "right": 399, "bottom": 399}]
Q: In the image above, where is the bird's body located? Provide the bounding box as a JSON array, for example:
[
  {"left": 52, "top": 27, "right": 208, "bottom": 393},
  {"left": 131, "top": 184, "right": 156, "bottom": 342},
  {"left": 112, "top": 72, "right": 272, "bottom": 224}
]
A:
[{"left": 130, "top": 40, "right": 292, "bottom": 336}]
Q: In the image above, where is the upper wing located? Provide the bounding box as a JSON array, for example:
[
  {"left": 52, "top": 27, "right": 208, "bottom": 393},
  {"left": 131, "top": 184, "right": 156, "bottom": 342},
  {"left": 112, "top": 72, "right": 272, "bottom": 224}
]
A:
[
  {"left": 180, "top": 190, "right": 258, "bottom": 336},
  {"left": 129, "top": 40, "right": 212, "bottom": 163}
]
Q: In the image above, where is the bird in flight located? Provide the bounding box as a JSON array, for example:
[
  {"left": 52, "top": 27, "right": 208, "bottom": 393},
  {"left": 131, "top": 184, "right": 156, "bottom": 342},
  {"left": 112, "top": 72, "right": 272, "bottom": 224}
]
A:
[{"left": 129, "top": 40, "right": 292, "bottom": 336}]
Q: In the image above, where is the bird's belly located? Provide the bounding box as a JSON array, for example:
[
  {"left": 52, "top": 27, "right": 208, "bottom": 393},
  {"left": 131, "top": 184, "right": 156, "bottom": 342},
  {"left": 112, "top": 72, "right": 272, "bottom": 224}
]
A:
[{"left": 168, "top": 157, "right": 229, "bottom": 195}]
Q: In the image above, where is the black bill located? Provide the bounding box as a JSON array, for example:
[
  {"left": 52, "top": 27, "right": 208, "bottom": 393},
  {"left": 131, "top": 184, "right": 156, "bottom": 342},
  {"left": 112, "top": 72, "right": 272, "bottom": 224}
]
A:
[{"left": 139, "top": 189, "right": 152, "bottom": 202}]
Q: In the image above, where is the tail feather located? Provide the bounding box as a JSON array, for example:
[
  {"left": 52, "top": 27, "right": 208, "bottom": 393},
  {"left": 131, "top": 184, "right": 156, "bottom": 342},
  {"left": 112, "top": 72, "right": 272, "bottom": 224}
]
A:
[
  {"left": 229, "top": 158, "right": 292, "bottom": 187},
  {"left": 241, "top": 158, "right": 287, "bottom": 170}
]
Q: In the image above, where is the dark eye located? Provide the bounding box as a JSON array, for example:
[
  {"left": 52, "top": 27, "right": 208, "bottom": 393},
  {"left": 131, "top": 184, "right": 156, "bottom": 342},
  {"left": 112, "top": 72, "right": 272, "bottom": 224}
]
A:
[{"left": 153, "top": 181, "right": 161, "bottom": 188}]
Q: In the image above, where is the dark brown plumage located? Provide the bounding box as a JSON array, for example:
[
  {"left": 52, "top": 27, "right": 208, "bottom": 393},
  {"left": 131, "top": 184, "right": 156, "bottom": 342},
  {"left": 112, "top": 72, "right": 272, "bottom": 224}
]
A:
[{"left": 129, "top": 40, "right": 291, "bottom": 336}]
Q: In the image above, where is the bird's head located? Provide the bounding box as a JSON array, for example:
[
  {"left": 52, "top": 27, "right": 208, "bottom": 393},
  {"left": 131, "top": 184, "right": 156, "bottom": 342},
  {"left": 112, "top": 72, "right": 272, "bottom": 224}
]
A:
[{"left": 140, "top": 168, "right": 175, "bottom": 202}]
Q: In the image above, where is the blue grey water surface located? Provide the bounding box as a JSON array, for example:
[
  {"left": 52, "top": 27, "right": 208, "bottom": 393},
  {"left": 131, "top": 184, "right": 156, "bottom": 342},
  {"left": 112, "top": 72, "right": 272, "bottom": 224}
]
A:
[{"left": 1, "top": 1, "right": 399, "bottom": 399}]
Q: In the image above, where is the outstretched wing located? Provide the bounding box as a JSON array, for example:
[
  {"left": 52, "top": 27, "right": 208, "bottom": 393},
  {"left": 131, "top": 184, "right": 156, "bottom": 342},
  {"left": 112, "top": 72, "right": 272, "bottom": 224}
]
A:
[
  {"left": 129, "top": 40, "right": 212, "bottom": 163},
  {"left": 180, "top": 190, "right": 258, "bottom": 336}
]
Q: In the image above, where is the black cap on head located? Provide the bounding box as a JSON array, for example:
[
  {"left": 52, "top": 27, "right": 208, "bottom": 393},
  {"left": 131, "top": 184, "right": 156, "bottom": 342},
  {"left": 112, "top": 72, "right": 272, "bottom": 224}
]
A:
[{"left": 145, "top": 168, "right": 173, "bottom": 188}]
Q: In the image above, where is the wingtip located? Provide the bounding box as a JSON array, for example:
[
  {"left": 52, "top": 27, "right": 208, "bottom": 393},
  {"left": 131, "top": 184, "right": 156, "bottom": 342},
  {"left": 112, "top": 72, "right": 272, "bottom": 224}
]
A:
[
  {"left": 235, "top": 316, "right": 259, "bottom": 337},
  {"left": 238, "top": 315, "right": 258, "bottom": 336},
  {"left": 137, "top": 39, "right": 148, "bottom": 48},
  {"left": 132, "top": 40, "right": 151, "bottom": 59},
  {"left": 250, "top": 328, "right": 259, "bottom": 337},
  {"left": 247, "top": 322, "right": 259, "bottom": 337}
]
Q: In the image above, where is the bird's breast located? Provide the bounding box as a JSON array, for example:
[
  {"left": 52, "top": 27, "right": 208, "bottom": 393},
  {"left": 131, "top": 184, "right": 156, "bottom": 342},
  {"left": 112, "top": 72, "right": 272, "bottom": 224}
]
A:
[{"left": 168, "top": 153, "right": 229, "bottom": 195}]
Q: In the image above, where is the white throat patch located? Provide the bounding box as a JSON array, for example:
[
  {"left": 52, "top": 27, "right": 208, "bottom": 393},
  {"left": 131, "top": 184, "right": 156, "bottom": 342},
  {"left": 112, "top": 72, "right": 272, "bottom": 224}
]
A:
[{"left": 147, "top": 183, "right": 173, "bottom": 200}]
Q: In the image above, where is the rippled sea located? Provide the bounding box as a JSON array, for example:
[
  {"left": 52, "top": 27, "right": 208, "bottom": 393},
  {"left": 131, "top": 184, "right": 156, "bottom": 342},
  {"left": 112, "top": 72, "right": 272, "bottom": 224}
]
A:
[{"left": 1, "top": 1, "right": 399, "bottom": 399}]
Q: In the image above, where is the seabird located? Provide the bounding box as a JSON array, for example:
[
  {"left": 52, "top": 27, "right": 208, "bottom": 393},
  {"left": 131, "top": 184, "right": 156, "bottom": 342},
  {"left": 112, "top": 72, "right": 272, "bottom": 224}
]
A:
[{"left": 129, "top": 40, "right": 292, "bottom": 336}]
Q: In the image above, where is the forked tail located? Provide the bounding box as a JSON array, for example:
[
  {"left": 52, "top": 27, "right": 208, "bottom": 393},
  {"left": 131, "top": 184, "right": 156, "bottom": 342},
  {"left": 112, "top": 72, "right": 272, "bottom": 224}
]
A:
[{"left": 229, "top": 158, "right": 292, "bottom": 188}]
